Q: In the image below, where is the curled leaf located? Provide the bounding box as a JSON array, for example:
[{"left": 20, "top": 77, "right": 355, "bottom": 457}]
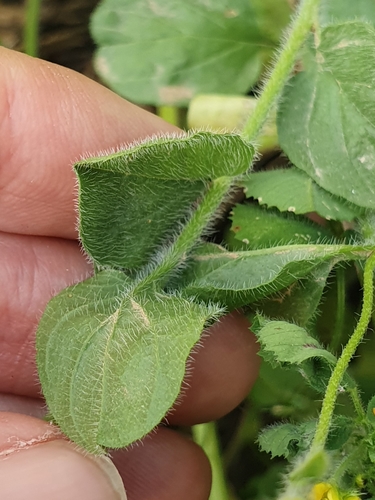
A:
[{"left": 75, "top": 131, "right": 254, "bottom": 269}]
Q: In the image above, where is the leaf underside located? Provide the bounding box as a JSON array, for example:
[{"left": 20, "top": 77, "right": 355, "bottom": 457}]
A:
[
  {"left": 180, "top": 242, "right": 371, "bottom": 308},
  {"left": 36, "top": 270, "right": 219, "bottom": 454}
]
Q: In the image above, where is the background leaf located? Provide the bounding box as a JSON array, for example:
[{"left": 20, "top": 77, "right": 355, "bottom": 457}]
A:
[
  {"left": 278, "top": 22, "right": 375, "bottom": 209},
  {"left": 36, "top": 270, "right": 219, "bottom": 454},
  {"left": 75, "top": 131, "right": 253, "bottom": 269},
  {"left": 241, "top": 168, "right": 364, "bottom": 221},
  {"left": 229, "top": 203, "right": 331, "bottom": 249},
  {"left": 251, "top": 0, "right": 292, "bottom": 45},
  {"left": 90, "top": 0, "right": 290, "bottom": 105}
]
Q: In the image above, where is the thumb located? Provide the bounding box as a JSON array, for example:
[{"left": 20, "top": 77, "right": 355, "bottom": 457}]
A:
[{"left": 0, "top": 412, "right": 126, "bottom": 500}]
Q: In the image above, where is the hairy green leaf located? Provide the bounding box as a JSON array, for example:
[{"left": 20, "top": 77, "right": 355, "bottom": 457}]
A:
[
  {"left": 180, "top": 242, "right": 371, "bottom": 308},
  {"left": 259, "top": 415, "right": 353, "bottom": 460},
  {"left": 77, "top": 131, "right": 253, "bottom": 181},
  {"left": 258, "top": 421, "right": 315, "bottom": 459},
  {"left": 253, "top": 316, "right": 336, "bottom": 364},
  {"left": 229, "top": 203, "right": 331, "bottom": 249},
  {"left": 252, "top": 316, "right": 352, "bottom": 392},
  {"left": 75, "top": 131, "right": 253, "bottom": 269},
  {"left": 241, "top": 168, "right": 364, "bottom": 221},
  {"left": 278, "top": 22, "right": 375, "bottom": 209},
  {"left": 90, "top": 0, "right": 287, "bottom": 105},
  {"left": 36, "top": 270, "right": 220, "bottom": 454}
]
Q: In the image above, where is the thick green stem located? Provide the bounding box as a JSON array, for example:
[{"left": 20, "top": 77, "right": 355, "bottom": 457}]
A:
[
  {"left": 193, "top": 423, "right": 230, "bottom": 500},
  {"left": 312, "top": 252, "right": 375, "bottom": 450},
  {"left": 24, "top": 0, "right": 42, "bottom": 57},
  {"left": 241, "top": 0, "right": 321, "bottom": 142},
  {"left": 137, "top": 177, "right": 232, "bottom": 289}
]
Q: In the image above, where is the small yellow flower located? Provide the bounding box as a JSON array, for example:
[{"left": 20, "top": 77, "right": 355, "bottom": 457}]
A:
[
  {"left": 311, "top": 483, "right": 339, "bottom": 500},
  {"left": 311, "top": 483, "right": 360, "bottom": 500}
]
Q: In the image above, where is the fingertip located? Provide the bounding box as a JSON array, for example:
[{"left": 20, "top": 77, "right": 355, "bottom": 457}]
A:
[
  {"left": 169, "top": 311, "right": 260, "bottom": 425},
  {"left": 112, "top": 427, "right": 211, "bottom": 500},
  {"left": 0, "top": 47, "right": 178, "bottom": 238},
  {"left": 0, "top": 412, "right": 126, "bottom": 500}
]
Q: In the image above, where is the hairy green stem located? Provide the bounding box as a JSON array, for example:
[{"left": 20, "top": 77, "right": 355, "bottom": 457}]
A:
[
  {"left": 330, "top": 266, "right": 346, "bottom": 353},
  {"left": 193, "top": 423, "right": 230, "bottom": 500},
  {"left": 331, "top": 444, "right": 365, "bottom": 484},
  {"left": 137, "top": 176, "right": 232, "bottom": 289},
  {"left": 347, "top": 386, "right": 366, "bottom": 421},
  {"left": 241, "top": 0, "right": 321, "bottom": 142},
  {"left": 24, "top": 0, "right": 42, "bottom": 57},
  {"left": 312, "top": 252, "right": 375, "bottom": 450}
]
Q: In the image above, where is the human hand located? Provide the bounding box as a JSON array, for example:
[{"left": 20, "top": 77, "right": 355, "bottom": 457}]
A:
[{"left": 0, "top": 47, "right": 260, "bottom": 500}]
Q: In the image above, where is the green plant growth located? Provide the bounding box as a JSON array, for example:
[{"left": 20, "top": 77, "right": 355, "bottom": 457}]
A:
[
  {"left": 23, "top": 0, "right": 42, "bottom": 56},
  {"left": 35, "top": 0, "right": 375, "bottom": 498}
]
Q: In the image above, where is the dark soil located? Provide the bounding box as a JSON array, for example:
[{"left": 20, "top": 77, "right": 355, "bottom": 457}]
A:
[{"left": 1, "top": 0, "right": 99, "bottom": 75}]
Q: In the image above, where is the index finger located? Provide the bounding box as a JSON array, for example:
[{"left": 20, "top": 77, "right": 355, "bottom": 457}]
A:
[{"left": 0, "top": 47, "right": 177, "bottom": 238}]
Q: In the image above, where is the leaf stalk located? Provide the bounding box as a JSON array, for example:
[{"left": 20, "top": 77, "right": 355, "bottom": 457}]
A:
[
  {"left": 136, "top": 176, "right": 232, "bottom": 289},
  {"left": 329, "top": 266, "right": 346, "bottom": 353},
  {"left": 24, "top": 0, "right": 42, "bottom": 57},
  {"left": 312, "top": 252, "right": 375, "bottom": 450},
  {"left": 241, "top": 0, "right": 321, "bottom": 142},
  {"left": 193, "top": 423, "right": 231, "bottom": 500}
]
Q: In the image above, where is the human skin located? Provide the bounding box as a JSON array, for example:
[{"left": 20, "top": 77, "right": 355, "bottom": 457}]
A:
[{"left": 0, "top": 47, "right": 260, "bottom": 500}]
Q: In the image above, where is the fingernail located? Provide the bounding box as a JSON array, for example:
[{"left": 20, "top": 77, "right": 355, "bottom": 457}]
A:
[
  {"left": 88, "top": 453, "right": 128, "bottom": 500},
  {"left": 0, "top": 439, "right": 127, "bottom": 500}
]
